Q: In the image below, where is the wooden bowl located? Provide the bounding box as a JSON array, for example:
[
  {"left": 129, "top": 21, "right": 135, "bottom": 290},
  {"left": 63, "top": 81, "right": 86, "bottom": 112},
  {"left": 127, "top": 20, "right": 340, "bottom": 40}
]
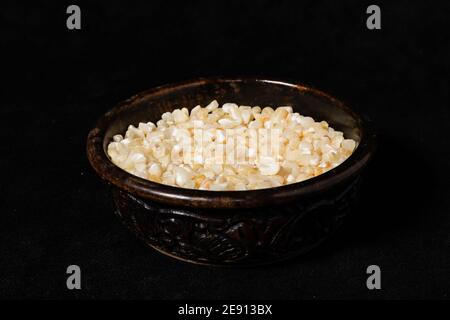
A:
[{"left": 87, "top": 78, "right": 377, "bottom": 266}]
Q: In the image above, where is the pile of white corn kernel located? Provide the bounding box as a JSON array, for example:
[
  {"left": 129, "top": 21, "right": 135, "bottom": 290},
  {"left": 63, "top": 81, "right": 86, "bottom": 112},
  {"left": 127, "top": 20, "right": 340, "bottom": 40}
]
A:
[{"left": 107, "top": 100, "right": 356, "bottom": 191}]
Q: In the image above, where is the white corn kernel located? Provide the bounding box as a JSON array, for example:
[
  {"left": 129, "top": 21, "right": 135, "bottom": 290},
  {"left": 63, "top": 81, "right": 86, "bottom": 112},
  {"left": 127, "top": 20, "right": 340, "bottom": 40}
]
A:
[{"left": 107, "top": 100, "right": 356, "bottom": 191}]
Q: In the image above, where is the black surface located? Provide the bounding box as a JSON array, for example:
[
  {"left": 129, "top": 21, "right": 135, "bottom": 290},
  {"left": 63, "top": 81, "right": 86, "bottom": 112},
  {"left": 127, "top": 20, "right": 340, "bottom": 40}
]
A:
[{"left": 1, "top": 0, "right": 449, "bottom": 299}]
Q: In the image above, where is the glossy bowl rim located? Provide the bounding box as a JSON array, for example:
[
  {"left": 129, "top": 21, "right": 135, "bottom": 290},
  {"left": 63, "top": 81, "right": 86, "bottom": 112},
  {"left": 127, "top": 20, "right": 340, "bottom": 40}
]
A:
[{"left": 87, "top": 77, "right": 377, "bottom": 209}]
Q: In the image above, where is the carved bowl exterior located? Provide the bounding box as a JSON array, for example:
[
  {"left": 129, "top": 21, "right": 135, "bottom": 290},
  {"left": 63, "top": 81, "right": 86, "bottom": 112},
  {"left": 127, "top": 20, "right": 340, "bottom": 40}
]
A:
[{"left": 87, "top": 78, "right": 376, "bottom": 266}]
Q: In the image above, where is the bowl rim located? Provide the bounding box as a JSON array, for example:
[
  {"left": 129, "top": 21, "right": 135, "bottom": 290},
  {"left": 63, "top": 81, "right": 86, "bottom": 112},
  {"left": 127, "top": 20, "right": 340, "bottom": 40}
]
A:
[{"left": 86, "top": 77, "right": 377, "bottom": 209}]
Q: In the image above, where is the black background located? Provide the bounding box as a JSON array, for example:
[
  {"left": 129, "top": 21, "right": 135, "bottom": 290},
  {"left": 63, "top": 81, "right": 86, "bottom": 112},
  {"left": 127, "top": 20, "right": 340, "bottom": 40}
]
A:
[{"left": 1, "top": 0, "right": 449, "bottom": 299}]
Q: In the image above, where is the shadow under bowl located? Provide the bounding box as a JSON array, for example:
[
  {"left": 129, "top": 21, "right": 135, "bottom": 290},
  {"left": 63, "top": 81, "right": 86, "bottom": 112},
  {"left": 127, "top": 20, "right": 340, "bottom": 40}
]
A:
[{"left": 87, "top": 77, "right": 377, "bottom": 266}]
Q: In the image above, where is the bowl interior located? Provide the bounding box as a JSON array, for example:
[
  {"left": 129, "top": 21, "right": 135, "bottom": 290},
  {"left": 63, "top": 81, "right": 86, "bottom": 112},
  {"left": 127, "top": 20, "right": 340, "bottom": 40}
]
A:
[{"left": 102, "top": 79, "right": 362, "bottom": 154}]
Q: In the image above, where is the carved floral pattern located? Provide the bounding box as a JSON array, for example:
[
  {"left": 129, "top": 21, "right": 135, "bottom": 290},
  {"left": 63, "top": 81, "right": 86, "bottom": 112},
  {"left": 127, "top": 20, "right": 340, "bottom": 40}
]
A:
[{"left": 112, "top": 177, "right": 361, "bottom": 265}]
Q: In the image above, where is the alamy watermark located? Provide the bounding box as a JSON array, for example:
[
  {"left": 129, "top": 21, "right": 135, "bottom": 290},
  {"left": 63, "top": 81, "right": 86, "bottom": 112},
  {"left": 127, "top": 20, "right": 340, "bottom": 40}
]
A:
[
  {"left": 366, "top": 265, "right": 381, "bottom": 290},
  {"left": 366, "top": 5, "right": 381, "bottom": 30},
  {"left": 67, "top": 5, "right": 381, "bottom": 31},
  {"left": 66, "top": 5, "right": 81, "bottom": 30},
  {"left": 66, "top": 265, "right": 81, "bottom": 290},
  {"left": 160, "top": 127, "right": 283, "bottom": 166}
]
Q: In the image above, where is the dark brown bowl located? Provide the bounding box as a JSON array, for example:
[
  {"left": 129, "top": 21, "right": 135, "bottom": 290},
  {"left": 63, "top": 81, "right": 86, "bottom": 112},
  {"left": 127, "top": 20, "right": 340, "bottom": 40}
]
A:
[{"left": 87, "top": 77, "right": 376, "bottom": 266}]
